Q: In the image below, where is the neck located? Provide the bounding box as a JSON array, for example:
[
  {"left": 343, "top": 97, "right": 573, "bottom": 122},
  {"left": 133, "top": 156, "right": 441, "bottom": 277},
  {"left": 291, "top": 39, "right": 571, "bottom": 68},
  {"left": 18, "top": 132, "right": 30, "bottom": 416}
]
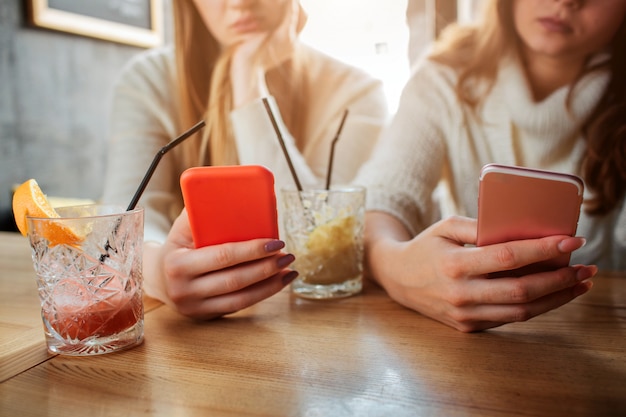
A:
[{"left": 521, "top": 50, "right": 586, "bottom": 102}]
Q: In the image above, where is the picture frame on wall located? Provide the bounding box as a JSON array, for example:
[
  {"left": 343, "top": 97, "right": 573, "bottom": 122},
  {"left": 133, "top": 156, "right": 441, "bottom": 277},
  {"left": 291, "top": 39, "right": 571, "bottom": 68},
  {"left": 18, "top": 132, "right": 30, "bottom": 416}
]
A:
[{"left": 25, "top": 0, "right": 163, "bottom": 48}]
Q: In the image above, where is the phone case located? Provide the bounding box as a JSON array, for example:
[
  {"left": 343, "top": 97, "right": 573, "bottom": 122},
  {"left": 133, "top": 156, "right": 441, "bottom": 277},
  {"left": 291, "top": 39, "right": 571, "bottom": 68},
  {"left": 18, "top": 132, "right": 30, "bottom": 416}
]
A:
[
  {"left": 180, "top": 165, "right": 279, "bottom": 248},
  {"left": 476, "top": 164, "right": 584, "bottom": 276}
]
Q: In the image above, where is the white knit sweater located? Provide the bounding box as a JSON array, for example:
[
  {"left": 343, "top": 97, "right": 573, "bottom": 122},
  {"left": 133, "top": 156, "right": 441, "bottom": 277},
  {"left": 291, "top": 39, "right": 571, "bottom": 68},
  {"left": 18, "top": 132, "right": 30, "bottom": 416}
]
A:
[
  {"left": 102, "top": 44, "right": 388, "bottom": 243},
  {"left": 356, "top": 57, "right": 626, "bottom": 270}
]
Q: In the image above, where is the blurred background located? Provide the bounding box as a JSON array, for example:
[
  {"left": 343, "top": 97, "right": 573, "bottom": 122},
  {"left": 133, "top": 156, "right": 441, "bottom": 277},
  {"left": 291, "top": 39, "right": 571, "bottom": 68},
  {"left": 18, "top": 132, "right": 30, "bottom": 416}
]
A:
[{"left": 0, "top": 0, "right": 482, "bottom": 231}]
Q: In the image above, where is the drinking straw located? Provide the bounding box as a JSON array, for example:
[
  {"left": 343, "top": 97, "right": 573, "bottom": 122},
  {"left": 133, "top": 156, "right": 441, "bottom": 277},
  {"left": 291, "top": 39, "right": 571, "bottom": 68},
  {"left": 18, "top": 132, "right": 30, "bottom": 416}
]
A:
[
  {"left": 262, "top": 97, "right": 303, "bottom": 192},
  {"left": 126, "top": 119, "right": 206, "bottom": 211},
  {"left": 324, "top": 109, "right": 349, "bottom": 190},
  {"left": 100, "top": 119, "right": 206, "bottom": 263}
]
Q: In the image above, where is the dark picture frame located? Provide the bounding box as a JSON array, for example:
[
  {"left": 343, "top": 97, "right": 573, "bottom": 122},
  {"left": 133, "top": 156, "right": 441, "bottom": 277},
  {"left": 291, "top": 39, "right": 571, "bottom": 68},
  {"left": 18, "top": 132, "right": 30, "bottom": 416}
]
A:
[{"left": 25, "top": 0, "right": 163, "bottom": 48}]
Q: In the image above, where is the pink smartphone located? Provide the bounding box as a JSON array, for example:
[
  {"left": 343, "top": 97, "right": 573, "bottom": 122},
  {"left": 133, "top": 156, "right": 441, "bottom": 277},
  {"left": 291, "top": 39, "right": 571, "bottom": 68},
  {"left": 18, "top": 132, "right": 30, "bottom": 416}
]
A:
[
  {"left": 476, "top": 164, "right": 584, "bottom": 276},
  {"left": 180, "top": 165, "right": 279, "bottom": 249}
]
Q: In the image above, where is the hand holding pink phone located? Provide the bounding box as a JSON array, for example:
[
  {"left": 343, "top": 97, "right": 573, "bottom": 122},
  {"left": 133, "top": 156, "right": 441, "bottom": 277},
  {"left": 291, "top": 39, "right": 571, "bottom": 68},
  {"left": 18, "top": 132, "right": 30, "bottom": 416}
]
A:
[{"left": 476, "top": 164, "right": 584, "bottom": 276}]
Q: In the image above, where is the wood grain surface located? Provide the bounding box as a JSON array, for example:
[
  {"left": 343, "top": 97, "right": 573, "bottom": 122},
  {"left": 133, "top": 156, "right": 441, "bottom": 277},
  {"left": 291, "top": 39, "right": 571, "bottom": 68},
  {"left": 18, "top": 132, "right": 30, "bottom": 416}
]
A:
[{"left": 1, "top": 231, "right": 624, "bottom": 416}]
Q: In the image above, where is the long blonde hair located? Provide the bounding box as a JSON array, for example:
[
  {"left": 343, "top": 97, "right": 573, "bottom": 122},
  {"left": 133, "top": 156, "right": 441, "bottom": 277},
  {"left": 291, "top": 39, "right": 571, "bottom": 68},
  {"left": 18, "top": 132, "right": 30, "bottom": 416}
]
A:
[
  {"left": 429, "top": 0, "right": 626, "bottom": 215},
  {"left": 172, "top": 0, "right": 308, "bottom": 168},
  {"left": 429, "top": 0, "right": 517, "bottom": 108}
]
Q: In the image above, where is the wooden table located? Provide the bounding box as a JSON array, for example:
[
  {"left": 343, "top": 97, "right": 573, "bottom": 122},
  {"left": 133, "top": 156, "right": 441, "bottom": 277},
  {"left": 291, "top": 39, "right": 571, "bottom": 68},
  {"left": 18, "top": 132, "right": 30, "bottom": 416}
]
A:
[
  {"left": 1, "top": 231, "right": 625, "bottom": 416},
  {"left": 0, "top": 231, "right": 50, "bottom": 381}
]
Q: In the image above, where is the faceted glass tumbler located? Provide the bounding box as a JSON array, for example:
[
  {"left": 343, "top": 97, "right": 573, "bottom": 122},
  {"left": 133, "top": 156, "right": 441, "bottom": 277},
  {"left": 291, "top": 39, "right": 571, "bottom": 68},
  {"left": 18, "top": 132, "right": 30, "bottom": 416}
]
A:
[
  {"left": 281, "top": 187, "right": 365, "bottom": 299},
  {"left": 27, "top": 205, "right": 144, "bottom": 356}
]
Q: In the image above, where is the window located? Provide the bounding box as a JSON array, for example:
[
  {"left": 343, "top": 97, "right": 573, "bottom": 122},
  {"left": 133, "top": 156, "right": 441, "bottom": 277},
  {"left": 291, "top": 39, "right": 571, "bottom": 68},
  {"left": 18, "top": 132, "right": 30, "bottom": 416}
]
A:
[{"left": 300, "top": 0, "right": 410, "bottom": 113}]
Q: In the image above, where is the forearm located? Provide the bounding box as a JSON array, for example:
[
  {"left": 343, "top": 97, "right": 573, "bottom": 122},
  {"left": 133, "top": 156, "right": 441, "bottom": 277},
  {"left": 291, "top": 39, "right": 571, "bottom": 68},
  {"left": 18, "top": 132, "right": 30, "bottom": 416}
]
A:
[{"left": 230, "top": 57, "right": 265, "bottom": 109}]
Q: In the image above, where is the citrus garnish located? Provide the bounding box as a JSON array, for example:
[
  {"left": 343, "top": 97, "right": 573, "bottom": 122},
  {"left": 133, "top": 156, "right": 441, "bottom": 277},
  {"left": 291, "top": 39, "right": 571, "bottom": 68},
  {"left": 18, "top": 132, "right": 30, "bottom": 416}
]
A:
[{"left": 12, "top": 179, "right": 83, "bottom": 246}]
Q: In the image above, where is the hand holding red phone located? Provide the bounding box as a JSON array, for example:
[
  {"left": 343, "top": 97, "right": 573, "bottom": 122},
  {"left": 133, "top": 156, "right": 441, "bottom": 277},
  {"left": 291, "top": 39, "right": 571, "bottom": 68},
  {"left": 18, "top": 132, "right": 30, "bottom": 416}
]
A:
[
  {"left": 141, "top": 165, "right": 298, "bottom": 319},
  {"left": 142, "top": 208, "right": 297, "bottom": 319}
]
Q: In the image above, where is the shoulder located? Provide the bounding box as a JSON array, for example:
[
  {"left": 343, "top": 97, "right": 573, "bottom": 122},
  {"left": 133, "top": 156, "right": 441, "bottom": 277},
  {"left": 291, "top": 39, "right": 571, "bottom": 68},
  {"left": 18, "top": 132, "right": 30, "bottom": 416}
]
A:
[
  {"left": 392, "top": 58, "right": 462, "bottom": 121},
  {"left": 300, "top": 44, "right": 384, "bottom": 93},
  {"left": 405, "top": 58, "right": 459, "bottom": 100},
  {"left": 298, "top": 44, "right": 388, "bottom": 119},
  {"left": 120, "top": 45, "right": 175, "bottom": 75},
  {"left": 114, "top": 45, "right": 177, "bottom": 95},
  {"left": 109, "top": 45, "right": 181, "bottom": 135}
]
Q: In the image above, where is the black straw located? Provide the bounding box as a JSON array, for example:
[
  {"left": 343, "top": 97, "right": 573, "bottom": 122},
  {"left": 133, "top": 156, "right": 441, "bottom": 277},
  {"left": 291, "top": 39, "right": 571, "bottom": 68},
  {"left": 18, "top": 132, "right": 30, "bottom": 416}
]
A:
[
  {"left": 325, "top": 109, "right": 349, "bottom": 190},
  {"left": 126, "top": 119, "right": 206, "bottom": 211},
  {"left": 100, "top": 119, "right": 206, "bottom": 263},
  {"left": 262, "top": 98, "right": 302, "bottom": 192}
]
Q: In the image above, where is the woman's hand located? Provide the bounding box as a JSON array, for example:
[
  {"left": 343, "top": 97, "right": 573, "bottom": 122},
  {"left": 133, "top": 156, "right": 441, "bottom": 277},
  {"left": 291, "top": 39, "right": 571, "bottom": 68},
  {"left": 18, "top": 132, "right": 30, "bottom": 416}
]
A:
[
  {"left": 230, "top": 0, "right": 305, "bottom": 107},
  {"left": 143, "top": 209, "right": 297, "bottom": 320},
  {"left": 365, "top": 213, "right": 596, "bottom": 332}
]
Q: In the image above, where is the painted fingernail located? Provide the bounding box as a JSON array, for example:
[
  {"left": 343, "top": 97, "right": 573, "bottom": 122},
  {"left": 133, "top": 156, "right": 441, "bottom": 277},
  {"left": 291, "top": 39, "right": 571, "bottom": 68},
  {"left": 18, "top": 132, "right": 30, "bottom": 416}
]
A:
[
  {"left": 264, "top": 240, "right": 285, "bottom": 253},
  {"left": 277, "top": 253, "right": 296, "bottom": 268},
  {"left": 282, "top": 270, "right": 299, "bottom": 286}
]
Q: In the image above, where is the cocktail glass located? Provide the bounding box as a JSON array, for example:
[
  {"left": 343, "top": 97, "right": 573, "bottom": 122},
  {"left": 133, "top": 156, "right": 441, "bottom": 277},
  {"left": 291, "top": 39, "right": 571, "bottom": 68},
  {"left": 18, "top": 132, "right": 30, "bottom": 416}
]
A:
[
  {"left": 281, "top": 186, "right": 365, "bottom": 299},
  {"left": 27, "top": 204, "right": 144, "bottom": 356}
]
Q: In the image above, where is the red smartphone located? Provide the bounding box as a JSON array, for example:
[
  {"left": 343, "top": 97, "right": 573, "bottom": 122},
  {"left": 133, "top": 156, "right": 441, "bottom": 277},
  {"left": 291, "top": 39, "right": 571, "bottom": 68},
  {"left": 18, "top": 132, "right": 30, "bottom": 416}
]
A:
[
  {"left": 476, "top": 164, "right": 584, "bottom": 276},
  {"left": 180, "top": 165, "right": 279, "bottom": 248}
]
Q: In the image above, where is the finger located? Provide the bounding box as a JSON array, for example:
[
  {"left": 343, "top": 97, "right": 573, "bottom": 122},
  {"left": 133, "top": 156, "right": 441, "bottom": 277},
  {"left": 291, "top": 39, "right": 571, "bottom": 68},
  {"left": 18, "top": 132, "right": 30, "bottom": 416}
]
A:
[
  {"left": 453, "top": 280, "right": 593, "bottom": 330},
  {"left": 168, "top": 208, "right": 195, "bottom": 248},
  {"left": 464, "top": 235, "right": 587, "bottom": 276},
  {"left": 184, "top": 253, "right": 296, "bottom": 299},
  {"left": 430, "top": 216, "right": 478, "bottom": 246},
  {"left": 296, "top": 1, "right": 308, "bottom": 33},
  {"left": 467, "top": 264, "right": 597, "bottom": 305},
  {"left": 183, "top": 269, "right": 299, "bottom": 320},
  {"left": 269, "top": 0, "right": 299, "bottom": 60},
  {"left": 165, "top": 238, "right": 287, "bottom": 279},
  {"left": 288, "top": 0, "right": 300, "bottom": 33}
]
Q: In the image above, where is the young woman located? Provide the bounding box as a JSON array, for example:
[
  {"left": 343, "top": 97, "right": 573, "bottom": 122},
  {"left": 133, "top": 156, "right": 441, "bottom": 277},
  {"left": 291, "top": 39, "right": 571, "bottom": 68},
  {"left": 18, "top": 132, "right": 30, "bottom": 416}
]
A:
[
  {"left": 356, "top": 0, "right": 626, "bottom": 332},
  {"left": 102, "top": 0, "right": 388, "bottom": 319}
]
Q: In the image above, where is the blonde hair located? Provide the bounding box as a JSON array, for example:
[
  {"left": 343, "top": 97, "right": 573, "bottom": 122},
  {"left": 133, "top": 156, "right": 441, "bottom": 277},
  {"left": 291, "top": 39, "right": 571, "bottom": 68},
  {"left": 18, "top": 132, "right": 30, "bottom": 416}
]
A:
[
  {"left": 429, "top": 0, "right": 626, "bottom": 215},
  {"left": 429, "top": 0, "right": 517, "bottom": 109},
  {"left": 172, "top": 0, "right": 309, "bottom": 168}
]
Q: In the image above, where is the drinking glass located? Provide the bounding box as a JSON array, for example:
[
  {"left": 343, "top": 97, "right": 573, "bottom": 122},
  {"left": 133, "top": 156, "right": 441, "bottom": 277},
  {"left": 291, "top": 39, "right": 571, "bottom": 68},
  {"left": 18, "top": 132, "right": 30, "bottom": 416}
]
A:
[
  {"left": 281, "top": 187, "right": 365, "bottom": 299},
  {"left": 27, "top": 204, "right": 144, "bottom": 356}
]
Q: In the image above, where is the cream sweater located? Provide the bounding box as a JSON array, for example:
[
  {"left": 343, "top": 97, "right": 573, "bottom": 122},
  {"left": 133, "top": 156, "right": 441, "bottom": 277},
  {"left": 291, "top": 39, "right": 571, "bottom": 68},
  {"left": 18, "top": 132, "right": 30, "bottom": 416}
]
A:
[
  {"left": 356, "top": 57, "right": 626, "bottom": 271},
  {"left": 102, "top": 45, "right": 388, "bottom": 243}
]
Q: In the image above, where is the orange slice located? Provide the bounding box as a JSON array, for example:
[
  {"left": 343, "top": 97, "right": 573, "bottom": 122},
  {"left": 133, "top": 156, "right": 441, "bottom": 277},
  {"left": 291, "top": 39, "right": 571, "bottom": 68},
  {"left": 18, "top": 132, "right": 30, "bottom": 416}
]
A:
[{"left": 12, "top": 179, "right": 83, "bottom": 246}]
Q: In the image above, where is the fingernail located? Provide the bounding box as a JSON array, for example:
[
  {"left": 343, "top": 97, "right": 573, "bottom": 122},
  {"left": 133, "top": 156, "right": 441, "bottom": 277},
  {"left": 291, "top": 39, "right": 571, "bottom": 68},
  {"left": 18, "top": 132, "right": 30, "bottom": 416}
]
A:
[
  {"left": 574, "top": 281, "right": 593, "bottom": 297},
  {"left": 282, "top": 270, "right": 299, "bottom": 286},
  {"left": 277, "top": 253, "right": 296, "bottom": 268},
  {"left": 558, "top": 237, "right": 586, "bottom": 252},
  {"left": 576, "top": 266, "right": 595, "bottom": 281},
  {"left": 264, "top": 240, "right": 285, "bottom": 253}
]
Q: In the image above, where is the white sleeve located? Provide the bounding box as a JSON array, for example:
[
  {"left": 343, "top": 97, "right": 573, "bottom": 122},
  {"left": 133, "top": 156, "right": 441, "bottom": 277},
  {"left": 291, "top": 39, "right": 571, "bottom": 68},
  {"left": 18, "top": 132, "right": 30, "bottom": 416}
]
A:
[
  {"left": 101, "top": 49, "right": 183, "bottom": 244},
  {"left": 230, "top": 96, "right": 320, "bottom": 189}
]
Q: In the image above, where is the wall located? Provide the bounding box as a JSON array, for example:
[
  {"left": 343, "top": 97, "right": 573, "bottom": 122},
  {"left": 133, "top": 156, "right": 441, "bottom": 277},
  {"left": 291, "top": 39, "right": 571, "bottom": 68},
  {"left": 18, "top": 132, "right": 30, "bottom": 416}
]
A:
[{"left": 0, "top": 0, "right": 171, "bottom": 230}]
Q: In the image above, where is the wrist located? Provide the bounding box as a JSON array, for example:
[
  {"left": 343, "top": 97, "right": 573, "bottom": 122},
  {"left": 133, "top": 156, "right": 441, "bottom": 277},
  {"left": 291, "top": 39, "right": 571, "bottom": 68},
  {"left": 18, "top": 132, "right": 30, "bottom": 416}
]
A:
[
  {"left": 365, "top": 236, "right": 403, "bottom": 288},
  {"left": 142, "top": 241, "right": 170, "bottom": 305},
  {"left": 230, "top": 57, "right": 265, "bottom": 108}
]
